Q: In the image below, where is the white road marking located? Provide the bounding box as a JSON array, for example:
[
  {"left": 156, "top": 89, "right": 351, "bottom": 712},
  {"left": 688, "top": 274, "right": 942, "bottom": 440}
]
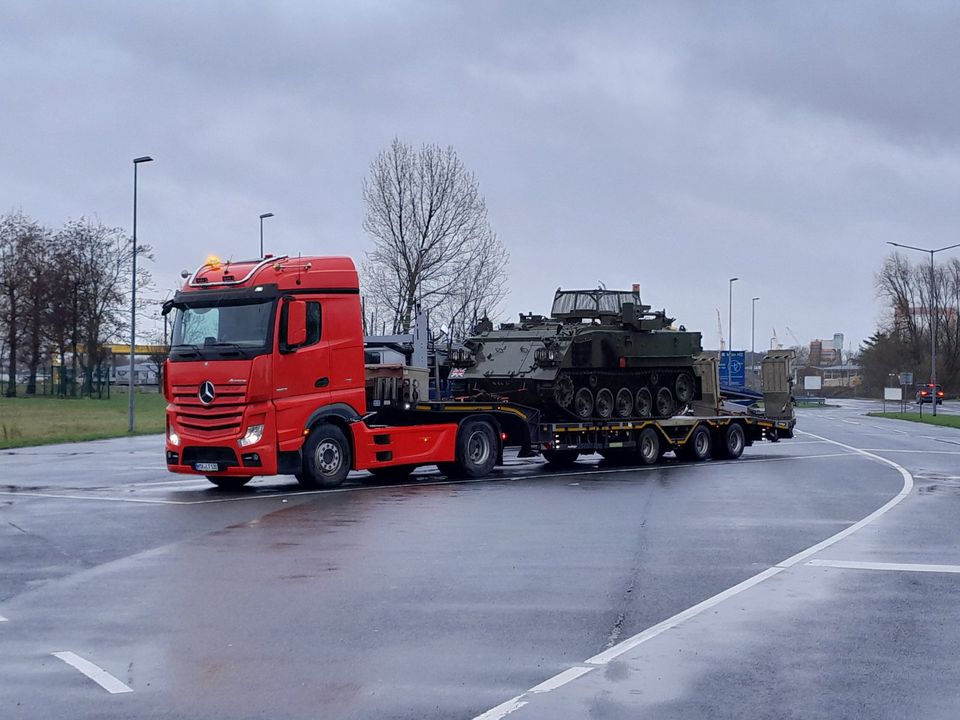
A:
[
  {"left": 472, "top": 431, "right": 914, "bottom": 719},
  {"left": 473, "top": 696, "right": 528, "bottom": 720},
  {"left": 860, "top": 449, "right": 960, "bottom": 455},
  {"left": 807, "top": 559, "right": 960, "bottom": 574},
  {"left": 840, "top": 419, "right": 861, "bottom": 425},
  {"left": 52, "top": 651, "right": 133, "bottom": 694},
  {"left": 528, "top": 666, "right": 593, "bottom": 693}
]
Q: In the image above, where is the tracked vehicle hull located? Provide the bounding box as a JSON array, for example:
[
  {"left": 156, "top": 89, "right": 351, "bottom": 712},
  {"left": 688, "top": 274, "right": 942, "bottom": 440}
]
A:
[{"left": 455, "top": 289, "right": 703, "bottom": 421}]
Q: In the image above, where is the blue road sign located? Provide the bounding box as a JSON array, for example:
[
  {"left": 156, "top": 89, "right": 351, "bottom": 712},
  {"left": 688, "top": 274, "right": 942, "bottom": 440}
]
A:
[{"left": 719, "top": 350, "right": 746, "bottom": 387}]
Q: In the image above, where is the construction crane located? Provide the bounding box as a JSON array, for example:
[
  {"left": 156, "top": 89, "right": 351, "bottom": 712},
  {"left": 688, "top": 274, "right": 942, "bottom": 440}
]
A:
[
  {"left": 716, "top": 309, "right": 725, "bottom": 352},
  {"left": 785, "top": 325, "right": 802, "bottom": 348},
  {"left": 770, "top": 327, "right": 782, "bottom": 350}
]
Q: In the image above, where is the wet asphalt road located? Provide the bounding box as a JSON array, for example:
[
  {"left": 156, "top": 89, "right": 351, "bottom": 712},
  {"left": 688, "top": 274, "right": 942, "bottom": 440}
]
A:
[{"left": 0, "top": 402, "right": 958, "bottom": 719}]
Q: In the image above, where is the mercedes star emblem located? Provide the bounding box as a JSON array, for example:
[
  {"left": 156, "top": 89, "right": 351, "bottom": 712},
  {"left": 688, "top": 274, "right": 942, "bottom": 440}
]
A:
[{"left": 198, "top": 380, "right": 216, "bottom": 405}]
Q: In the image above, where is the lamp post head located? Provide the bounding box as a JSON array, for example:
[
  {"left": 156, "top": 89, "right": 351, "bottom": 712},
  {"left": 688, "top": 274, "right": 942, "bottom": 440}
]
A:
[
  {"left": 259, "top": 212, "right": 274, "bottom": 220},
  {"left": 729, "top": 277, "right": 738, "bottom": 283},
  {"left": 752, "top": 296, "right": 760, "bottom": 302},
  {"left": 133, "top": 156, "right": 154, "bottom": 164}
]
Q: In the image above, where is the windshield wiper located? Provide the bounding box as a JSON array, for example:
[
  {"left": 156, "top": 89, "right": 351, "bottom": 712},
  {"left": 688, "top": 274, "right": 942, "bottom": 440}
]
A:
[
  {"left": 171, "top": 343, "right": 203, "bottom": 357},
  {"left": 212, "top": 342, "right": 245, "bottom": 355}
]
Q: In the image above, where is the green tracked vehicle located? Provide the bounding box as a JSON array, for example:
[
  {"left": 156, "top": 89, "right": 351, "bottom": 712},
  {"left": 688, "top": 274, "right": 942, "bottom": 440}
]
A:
[{"left": 451, "top": 288, "right": 703, "bottom": 421}]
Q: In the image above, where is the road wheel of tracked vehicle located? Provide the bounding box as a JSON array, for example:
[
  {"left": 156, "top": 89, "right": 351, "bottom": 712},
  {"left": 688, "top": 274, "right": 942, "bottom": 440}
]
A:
[
  {"left": 297, "top": 423, "right": 351, "bottom": 488},
  {"left": 574, "top": 387, "right": 594, "bottom": 419},
  {"left": 635, "top": 387, "right": 653, "bottom": 418},
  {"left": 440, "top": 419, "right": 499, "bottom": 478},
  {"left": 543, "top": 449, "right": 580, "bottom": 467},
  {"left": 655, "top": 386, "right": 675, "bottom": 418},
  {"left": 595, "top": 388, "right": 614, "bottom": 418},
  {"left": 675, "top": 372, "right": 695, "bottom": 405},
  {"left": 205, "top": 476, "right": 252, "bottom": 489},
  {"left": 554, "top": 375, "right": 574, "bottom": 409},
  {"left": 614, "top": 387, "right": 634, "bottom": 418},
  {"left": 677, "top": 424, "right": 711, "bottom": 462},
  {"left": 713, "top": 422, "right": 746, "bottom": 460},
  {"left": 636, "top": 427, "right": 660, "bottom": 465}
]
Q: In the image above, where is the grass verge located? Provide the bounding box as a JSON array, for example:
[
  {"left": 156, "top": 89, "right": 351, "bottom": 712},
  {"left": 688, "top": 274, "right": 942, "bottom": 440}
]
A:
[
  {"left": 0, "top": 392, "right": 167, "bottom": 449},
  {"left": 866, "top": 411, "right": 960, "bottom": 429}
]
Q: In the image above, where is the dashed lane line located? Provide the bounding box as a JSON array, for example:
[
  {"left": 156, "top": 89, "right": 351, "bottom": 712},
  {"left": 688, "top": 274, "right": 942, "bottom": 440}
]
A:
[
  {"left": 808, "top": 559, "right": 960, "bottom": 574},
  {"left": 51, "top": 651, "right": 133, "bottom": 694},
  {"left": 471, "top": 431, "right": 914, "bottom": 720}
]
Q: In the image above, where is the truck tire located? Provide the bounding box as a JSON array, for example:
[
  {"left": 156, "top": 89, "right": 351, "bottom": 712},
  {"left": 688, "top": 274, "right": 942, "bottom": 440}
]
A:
[
  {"left": 636, "top": 427, "right": 660, "bottom": 465},
  {"left": 205, "top": 476, "right": 252, "bottom": 489},
  {"left": 676, "top": 424, "right": 711, "bottom": 462},
  {"left": 542, "top": 449, "right": 580, "bottom": 467},
  {"left": 713, "top": 422, "right": 745, "bottom": 460},
  {"left": 362, "top": 464, "right": 417, "bottom": 484},
  {"left": 297, "top": 423, "right": 351, "bottom": 488},
  {"left": 441, "top": 419, "right": 498, "bottom": 478}
]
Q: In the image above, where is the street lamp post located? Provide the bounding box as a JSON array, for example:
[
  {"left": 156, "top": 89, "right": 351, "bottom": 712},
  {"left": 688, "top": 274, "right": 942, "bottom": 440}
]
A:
[
  {"left": 751, "top": 296, "right": 760, "bottom": 378},
  {"left": 727, "top": 277, "right": 738, "bottom": 385},
  {"left": 887, "top": 241, "right": 960, "bottom": 417},
  {"left": 259, "top": 212, "right": 274, "bottom": 258},
  {"left": 129, "top": 156, "right": 154, "bottom": 433}
]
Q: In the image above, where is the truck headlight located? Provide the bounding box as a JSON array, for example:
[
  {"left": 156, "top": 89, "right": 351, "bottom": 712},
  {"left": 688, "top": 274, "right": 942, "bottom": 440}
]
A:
[
  {"left": 238, "top": 424, "right": 265, "bottom": 448},
  {"left": 167, "top": 423, "right": 180, "bottom": 446}
]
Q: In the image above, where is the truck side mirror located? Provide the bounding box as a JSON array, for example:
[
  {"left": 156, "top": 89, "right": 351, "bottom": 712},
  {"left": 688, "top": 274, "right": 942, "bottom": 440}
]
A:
[{"left": 285, "top": 299, "right": 307, "bottom": 348}]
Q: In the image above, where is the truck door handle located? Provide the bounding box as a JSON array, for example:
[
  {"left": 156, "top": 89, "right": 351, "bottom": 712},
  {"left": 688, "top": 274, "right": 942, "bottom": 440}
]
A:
[{"left": 315, "top": 377, "right": 329, "bottom": 388}]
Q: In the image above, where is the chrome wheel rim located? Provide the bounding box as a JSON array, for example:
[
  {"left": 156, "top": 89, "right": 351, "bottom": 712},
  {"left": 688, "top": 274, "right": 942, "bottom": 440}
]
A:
[{"left": 315, "top": 440, "right": 342, "bottom": 476}]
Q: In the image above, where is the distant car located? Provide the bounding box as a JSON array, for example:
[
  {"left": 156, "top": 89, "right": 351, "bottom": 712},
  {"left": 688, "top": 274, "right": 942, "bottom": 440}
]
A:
[{"left": 916, "top": 384, "right": 944, "bottom": 405}]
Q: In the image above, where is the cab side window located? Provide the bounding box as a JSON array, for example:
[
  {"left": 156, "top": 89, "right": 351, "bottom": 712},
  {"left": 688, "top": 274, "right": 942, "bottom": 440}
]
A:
[
  {"left": 280, "top": 300, "right": 322, "bottom": 351},
  {"left": 305, "top": 302, "right": 322, "bottom": 345}
]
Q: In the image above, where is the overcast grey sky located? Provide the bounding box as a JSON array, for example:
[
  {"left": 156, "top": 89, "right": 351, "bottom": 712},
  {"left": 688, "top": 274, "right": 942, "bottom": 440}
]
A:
[{"left": 4, "top": 1, "right": 960, "bottom": 352}]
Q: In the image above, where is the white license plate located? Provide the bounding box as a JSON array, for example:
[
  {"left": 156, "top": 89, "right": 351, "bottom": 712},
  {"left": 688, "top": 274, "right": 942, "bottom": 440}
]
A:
[{"left": 194, "top": 462, "right": 220, "bottom": 472}]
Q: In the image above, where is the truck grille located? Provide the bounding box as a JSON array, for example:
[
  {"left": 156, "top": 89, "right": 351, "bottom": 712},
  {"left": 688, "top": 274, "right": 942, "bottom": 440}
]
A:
[{"left": 172, "top": 382, "right": 247, "bottom": 438}]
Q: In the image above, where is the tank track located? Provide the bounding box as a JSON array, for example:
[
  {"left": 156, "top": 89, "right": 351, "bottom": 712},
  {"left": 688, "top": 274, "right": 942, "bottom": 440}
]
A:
[{"left": 537, "top": 369, "right": 697, "bottom": 422}]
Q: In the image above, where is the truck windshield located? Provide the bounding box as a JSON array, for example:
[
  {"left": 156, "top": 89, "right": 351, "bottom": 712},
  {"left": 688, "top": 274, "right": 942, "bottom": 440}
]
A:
[{"left": 170, "top": 300, "right": 275, "bottom": 359}]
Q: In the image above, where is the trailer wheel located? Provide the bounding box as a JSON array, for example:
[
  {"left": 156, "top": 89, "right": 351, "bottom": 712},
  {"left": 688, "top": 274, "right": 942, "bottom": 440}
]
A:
[
  {"left": 714, "top": 423, "right": 745, "bottom": 460},
  {"left": 442, "top": 419, "right": 498, "bottom": 478},
  {"left": 655, "top": 387, "right": 675, "bottom": 418},
  {"left": 636, "top": 427, "right": 660, "bottom": 465},
  {"left": 205, "top": 476, "right": 252, "bottom": 489},
  {"left": 595, "top": 388, "right": 614, "bottom": 418},
  {"left": 677, "top": 424, "right": 711, "bottom": 462},
  {"left": 297, "top": 423, "right": 351, "bottom": 488},
  {"left": 542, "top": 449, "right": 579, "bottom": 467},
  {"left": 635, "top": 387, "right": 653, "bottom": 418}
]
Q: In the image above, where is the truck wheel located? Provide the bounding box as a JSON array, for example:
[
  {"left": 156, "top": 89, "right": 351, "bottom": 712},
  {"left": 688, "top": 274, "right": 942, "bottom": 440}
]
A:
[
  {"left": 635, "top": 387, "right": 653, "bottom": 418},
  {"left": 297, "top": 423, "right": 351, "bottom": 488},
  {"left": 443, "top": 419, "right": 498, "bottom": 478},
  {"left": 714, "top": 423, "right": 745, "bottom": 460},
  {"left": 677, "top": 424, "right": 711, "bottom": 462},
  {"left": 206, "top": 476, "right": 252, "bottom": 489},
  {"left": 362, "top": 465, "right": 417, "bottom": 484},
  {"left": 655, "top": 387, "right": 675, "bottom": 418},
  {"left": 595, "top": 388, "right": 614, "bottom": 418},
  {"left": 636, "top": 427, "right": 660, "bottom": 465},
  {"left": 574, "top": 388, "right": 594, "bottom": 419},
  {"left": 542, "top": 449, "right": 579, "bottom": 467}
]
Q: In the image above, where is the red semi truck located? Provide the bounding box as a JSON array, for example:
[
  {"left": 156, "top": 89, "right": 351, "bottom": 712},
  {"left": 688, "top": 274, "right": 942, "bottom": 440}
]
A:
[{"left": 163, "top": 255, "right": 795, "bottom": 489}]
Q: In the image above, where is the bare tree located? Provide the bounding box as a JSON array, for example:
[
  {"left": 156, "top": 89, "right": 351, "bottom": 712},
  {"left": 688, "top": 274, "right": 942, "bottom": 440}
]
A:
[
  {"left": 58, "top": 218, "right": 153, "bottom": 395},
  {"left": 0, "top": 211, "right": 36, "bottom": 396},
  {"left": 361, "top": 139, "right": 509, "bottom": 334}
]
